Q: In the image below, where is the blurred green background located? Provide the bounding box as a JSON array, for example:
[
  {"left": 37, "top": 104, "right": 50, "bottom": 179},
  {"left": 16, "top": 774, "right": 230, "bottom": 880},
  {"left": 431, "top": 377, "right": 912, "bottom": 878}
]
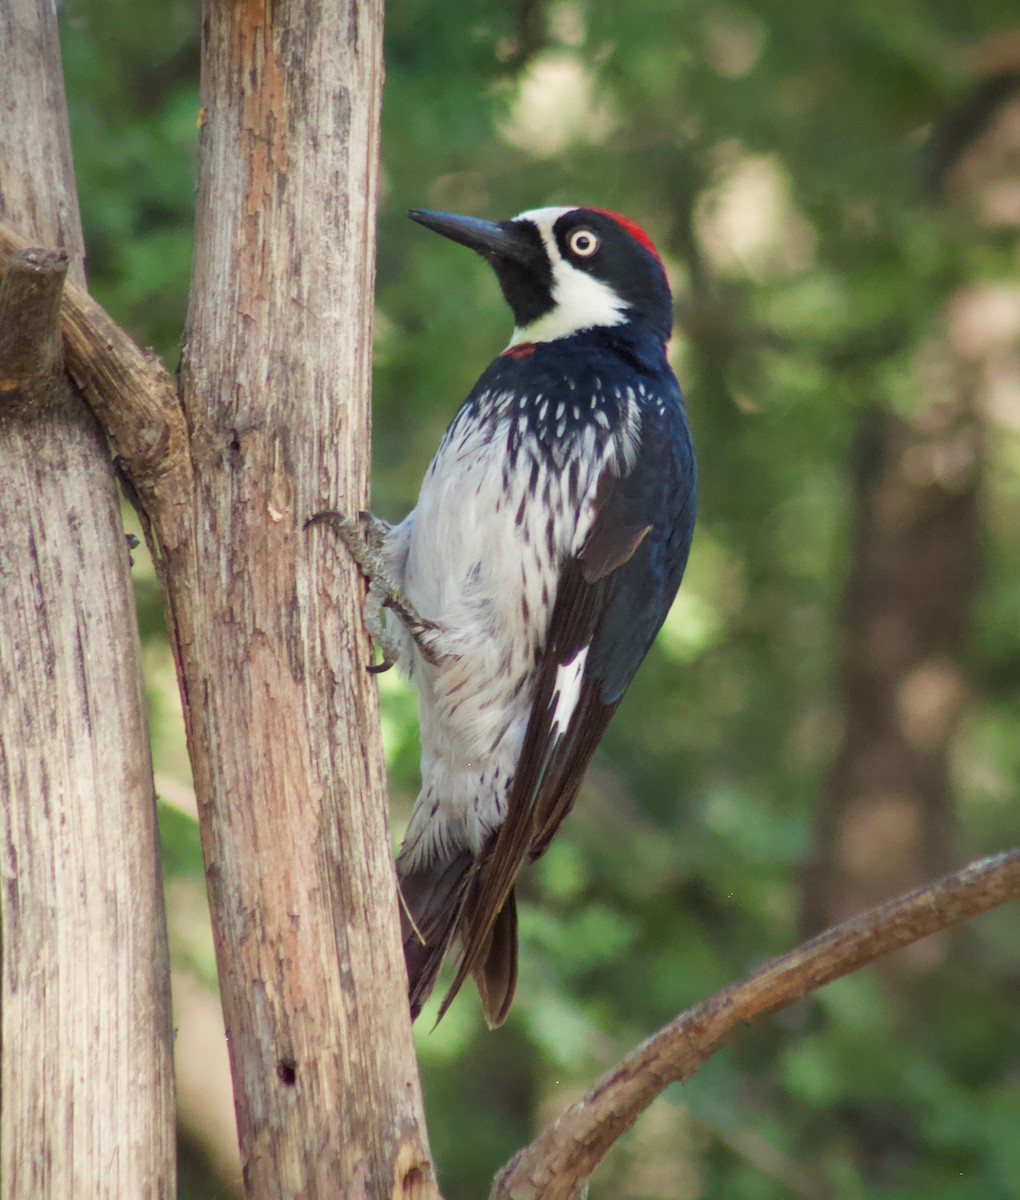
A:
[{"left": 58, "top": 1, "right": 1020, "bottom": 1196}]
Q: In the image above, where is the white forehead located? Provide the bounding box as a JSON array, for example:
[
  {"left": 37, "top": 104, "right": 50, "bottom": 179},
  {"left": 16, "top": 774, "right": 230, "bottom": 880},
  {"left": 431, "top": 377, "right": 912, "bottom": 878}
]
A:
[
  {"left": 512, "top": 206, "right": 576, "bottom": 248},
  {"left": 513, "top": 205, "right": 577, "bottom": 223}
]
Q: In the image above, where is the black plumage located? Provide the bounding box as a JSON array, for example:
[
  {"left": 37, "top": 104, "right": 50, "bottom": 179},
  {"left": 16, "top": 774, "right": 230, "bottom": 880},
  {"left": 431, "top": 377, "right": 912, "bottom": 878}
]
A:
[{"left": 341, "top": 205, "right": 696, "bottom": 1025}]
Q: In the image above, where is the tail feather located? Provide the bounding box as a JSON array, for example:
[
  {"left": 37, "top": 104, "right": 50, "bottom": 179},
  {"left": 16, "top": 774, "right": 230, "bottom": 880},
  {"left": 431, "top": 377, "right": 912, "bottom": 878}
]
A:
[
  {"left": 399, "top": 849, "right": 473, "bottom": 1020},
  {"left": 398, "top": 851, "right": 520, "bottom": 1026},
  {"left": 471, "top": 889, "right": 518, "bottom": 1028}
]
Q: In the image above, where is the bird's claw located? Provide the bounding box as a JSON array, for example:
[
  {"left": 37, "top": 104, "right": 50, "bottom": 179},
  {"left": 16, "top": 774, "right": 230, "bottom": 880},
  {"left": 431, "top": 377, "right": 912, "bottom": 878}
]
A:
[
  {"left": 308, "top": 506, "right": 453, "bottom": 669},
  {"left": 305, "top": 509, "right": 387, "bottom": 578}
]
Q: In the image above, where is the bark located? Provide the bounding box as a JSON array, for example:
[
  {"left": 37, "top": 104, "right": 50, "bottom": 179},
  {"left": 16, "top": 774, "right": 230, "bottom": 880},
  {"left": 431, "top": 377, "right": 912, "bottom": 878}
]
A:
[
  {"left": 0, "top": 0, "right": 85, "bottom": 283},
  {"left": 166, "top": 4, "right": 436, "bottom": 1196},
  {"left": 0, "top": 1, "right": 175, "bottom": 1196},
  {"left": 3, "top": 0, "right": 439, "bottom": 1193},
  {"left": 1, "top": 203, "right": 440, "bottom": 1197},
  {"left": 0, "top": 223, "right": 185, "bottom": 499}
]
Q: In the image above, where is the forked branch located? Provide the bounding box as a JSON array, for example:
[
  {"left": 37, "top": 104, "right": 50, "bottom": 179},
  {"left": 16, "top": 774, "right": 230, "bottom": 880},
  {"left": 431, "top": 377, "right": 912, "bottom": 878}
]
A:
[
  {"left": 492, "top": 849, "right": 1020, "bottom": 1200},
  {"left": 0, "top": 221, "right": 189, "bottom": 552}
]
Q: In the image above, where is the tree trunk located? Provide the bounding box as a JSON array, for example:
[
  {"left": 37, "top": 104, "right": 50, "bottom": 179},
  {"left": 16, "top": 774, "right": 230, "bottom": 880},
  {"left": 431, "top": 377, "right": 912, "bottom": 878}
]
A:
[
  {"left": 802, "top": 399, "right": 980, "bottom": 944},
  {"left": 796, "top": 75, "right": 1017, "bottom": 950},
  {"left": 801, "top": 73, "right": 1020, "bottom": 951},
  {"left": 0, "top": 1, "right": 176, "bottom": 1195},
  {"left": 163, "top": 3, "right": 438, "bottom": 1195}
]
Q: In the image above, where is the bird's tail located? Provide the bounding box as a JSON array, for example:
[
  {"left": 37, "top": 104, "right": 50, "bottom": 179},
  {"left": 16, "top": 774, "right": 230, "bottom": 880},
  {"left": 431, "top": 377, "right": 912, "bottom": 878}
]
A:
[
  {"left": 468, "top": 888, "right": 518, "bottom": 1028},
  {"left": 398, "top": 850, "right": 519, "bottom": 1027},
  {"left": 399, "top": 850, "right": 473, "bottom": 1020}
]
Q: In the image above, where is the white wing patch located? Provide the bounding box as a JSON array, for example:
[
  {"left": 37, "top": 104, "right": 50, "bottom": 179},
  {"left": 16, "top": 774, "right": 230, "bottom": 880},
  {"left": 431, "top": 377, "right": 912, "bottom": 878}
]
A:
[{"left": 549, "top": 645, "right": 590, "bottom": 740}]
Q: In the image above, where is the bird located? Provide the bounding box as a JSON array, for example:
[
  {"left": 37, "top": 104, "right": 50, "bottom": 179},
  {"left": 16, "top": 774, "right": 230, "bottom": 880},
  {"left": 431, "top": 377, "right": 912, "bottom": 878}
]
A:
[{"left": 318, "top": 204, "right": 697, "bottom": 1027}]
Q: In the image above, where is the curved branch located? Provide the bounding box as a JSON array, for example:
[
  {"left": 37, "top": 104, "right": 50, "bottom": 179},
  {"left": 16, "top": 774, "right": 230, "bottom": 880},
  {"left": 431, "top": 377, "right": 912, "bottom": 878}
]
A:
[
  {"left": 492, "top": 849, "right": 1020, "bottom": 1200},
  {"left": 0, "top": 221, "right": 190, "bottom": 549}
]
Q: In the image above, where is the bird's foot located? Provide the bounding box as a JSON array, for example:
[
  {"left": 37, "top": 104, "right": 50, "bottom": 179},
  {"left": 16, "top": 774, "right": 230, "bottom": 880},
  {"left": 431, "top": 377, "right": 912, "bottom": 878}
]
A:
[{"left": 306, "top": 508, "right": 452, "bottom": 669}]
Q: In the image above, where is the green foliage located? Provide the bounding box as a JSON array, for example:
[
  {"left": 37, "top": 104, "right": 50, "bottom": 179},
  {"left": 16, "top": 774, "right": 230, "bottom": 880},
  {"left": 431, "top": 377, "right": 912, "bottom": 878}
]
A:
[
  {"left": 59, "top": 0, "right": 1020, "bottom": 1196},
  {"left": 61, "top": 0, "right": 199, "bottom": 360}
]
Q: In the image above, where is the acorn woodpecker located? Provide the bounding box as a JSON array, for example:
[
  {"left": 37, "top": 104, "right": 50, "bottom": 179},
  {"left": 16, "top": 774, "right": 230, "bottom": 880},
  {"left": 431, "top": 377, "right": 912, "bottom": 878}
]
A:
[{"left": 322, "top": 205, "right": 696, "bottom": 1026}]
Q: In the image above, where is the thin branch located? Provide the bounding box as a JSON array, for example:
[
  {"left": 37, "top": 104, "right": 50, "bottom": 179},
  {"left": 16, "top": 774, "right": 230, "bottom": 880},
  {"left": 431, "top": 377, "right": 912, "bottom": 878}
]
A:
[{"left": 492, "top": 849, "right": 1020, "bottom": 1200}]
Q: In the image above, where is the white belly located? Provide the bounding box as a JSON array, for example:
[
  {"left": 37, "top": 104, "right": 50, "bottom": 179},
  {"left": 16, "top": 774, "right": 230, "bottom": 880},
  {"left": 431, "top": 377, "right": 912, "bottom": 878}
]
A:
[{"left": 391, "top": 386, "right": 639, "bottom": 865}]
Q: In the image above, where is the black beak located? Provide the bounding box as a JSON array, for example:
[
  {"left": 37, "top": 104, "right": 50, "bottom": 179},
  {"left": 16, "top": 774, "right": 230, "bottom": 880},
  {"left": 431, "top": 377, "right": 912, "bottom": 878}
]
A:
[{"left": 409, "top": 209, "right": 536, "bottom": 266}]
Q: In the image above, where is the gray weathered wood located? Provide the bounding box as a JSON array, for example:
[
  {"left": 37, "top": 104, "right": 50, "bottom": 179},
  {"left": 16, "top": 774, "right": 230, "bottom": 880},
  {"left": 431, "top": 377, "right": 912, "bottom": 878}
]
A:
[
  {"left": 0, "top": 0, "right": 85, "bottom": 284},
  {"left": 1, "top": 0, "right": 441, "bottom": 1191},
  {"left": 0, "top": 251, "right": 176, "bottom": 1197},
  {"left": 0, "top": 3, "right": 176, "bottom": 1196}
]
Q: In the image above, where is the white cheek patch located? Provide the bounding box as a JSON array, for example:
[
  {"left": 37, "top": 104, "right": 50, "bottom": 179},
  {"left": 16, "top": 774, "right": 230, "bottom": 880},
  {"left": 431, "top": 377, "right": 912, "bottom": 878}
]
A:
[
  {"left": 549, "top": 645, "right": 590, "bottom": 740},
  {"left": 506, "top": 208, "right": 630, "bottom": 346},
  {"left": 510, "top": 262, "right": 628, "bottom": 345}
]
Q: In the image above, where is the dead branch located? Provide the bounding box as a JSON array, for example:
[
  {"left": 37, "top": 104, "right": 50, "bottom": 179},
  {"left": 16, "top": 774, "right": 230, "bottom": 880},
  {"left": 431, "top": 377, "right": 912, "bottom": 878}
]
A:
[
  {"left": 0, "top": 247, "right": 67, "bottom": 388},
  {"left": 0, "top": 5, "right": 440, "bottom": 1190},
  {"left": 160, "top": 4, "right": 437, "bottom": 1195},
  {"left": 0, "top": 221, "right": 189, "bottom": 556},
  {"left": 492, "top": 849, "right": 1020, "bottom": 1200}
]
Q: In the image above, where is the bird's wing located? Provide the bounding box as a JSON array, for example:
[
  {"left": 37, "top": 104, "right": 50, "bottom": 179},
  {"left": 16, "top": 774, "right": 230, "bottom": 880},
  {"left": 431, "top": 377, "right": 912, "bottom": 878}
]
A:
[{"left": 439, "top": 406, "right": 695, "bottom": 1022}]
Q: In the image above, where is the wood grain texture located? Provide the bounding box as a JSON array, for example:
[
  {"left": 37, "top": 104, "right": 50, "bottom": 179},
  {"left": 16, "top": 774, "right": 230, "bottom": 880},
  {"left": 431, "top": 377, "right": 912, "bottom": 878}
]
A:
[
  {"left": 0, "top": 0, "right": 85, "bottom": 286},
  {"left": 173, "top": 3, "right": 439, "bottom": 1195},
  {"left": 0, "top": 221, "right": 190, "bottom": 548},
  {"left": 0, "top": 251, "right": 176, "bottom": 1199},
  {"left": 0, "top": 1, "right": 176, "bottom": 1195}
]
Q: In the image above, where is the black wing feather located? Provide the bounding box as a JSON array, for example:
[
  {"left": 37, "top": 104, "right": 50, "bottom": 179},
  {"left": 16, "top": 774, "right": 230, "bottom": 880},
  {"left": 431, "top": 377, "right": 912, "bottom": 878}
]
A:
[
  {"left": 438, "top": 399, "right": 695, "bottom": 1021},
  {"left": 439, "top": 553, "right": 615, "bottom": 1022}
]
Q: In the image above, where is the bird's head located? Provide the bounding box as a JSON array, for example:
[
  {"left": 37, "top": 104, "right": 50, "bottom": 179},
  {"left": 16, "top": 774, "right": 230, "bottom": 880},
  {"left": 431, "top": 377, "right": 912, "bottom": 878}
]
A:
[{"left": 409, "top": 205, "right": 673, "bottom": 348}]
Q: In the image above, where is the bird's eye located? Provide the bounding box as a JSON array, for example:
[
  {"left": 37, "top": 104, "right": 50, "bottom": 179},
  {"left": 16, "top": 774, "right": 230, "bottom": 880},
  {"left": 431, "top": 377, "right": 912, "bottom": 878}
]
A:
[{"left": 568, "top": 229, "right": 599, "bottom": 258}]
